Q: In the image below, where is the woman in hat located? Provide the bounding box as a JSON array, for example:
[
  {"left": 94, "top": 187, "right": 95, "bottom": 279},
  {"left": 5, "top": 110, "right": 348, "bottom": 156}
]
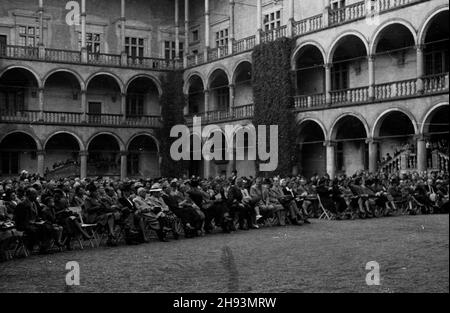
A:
[{"left": 84, "top": 183, "right": 117, "bottom": 246}]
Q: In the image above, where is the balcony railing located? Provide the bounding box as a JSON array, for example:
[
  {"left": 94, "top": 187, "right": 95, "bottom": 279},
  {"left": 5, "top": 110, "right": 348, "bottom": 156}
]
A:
[
  {"left": 232, "top": 104, "right": 254, "bottom": 120},
  {"left": 185, "top": 104, "right": 255, "bottom": 125},
  {"left": 423, "top": 73, "right": 449, "bottom": 94},
  {"left": 375, "top": 78, "right": 417, "bottom": 100},
  {"left": 329, "top": 1, "right": 366, "bottom": 26},
  {"left": 45, "top": 48, "right": 81, "bottom": 63},
  {"left": 1, "top": 45, "right": 39, "bottom": 60},
  {"left": 42, "top": 111, "right": 83, "bottom": 124},
  {"left": 0, "top": 110, "right": 40, "bottom": 123},
  {"left": 293, "top": 14, "right": 323, "bottom": 36},
  {"left": 124, "top": 115, "right": 161, "bottom": 128},
  {"left": 261, "top": 25, "right": 288, "bottom": 43},
  {"left": 187, "top": 53, "right": 204, "bottom": 67},
  {"left": 330, "top": 86, "right": 370, "bottom": 105},
  {"left": 294, "top": 93, "right": 326, "bottom": 109},
  {"left": 0, "top": 110, "right": 161, "bottom": 128},
  {"left": 128, "top": 56, "right": 180, "bottom": 70},
  {"left": 233, "top": 36, "right": 256, "bottom": 54},
  {"left": 88, "top": 52, "right": 121, "bottom": 66},
  {"left": 0, "top": 44, "right": 179, "bottom": 70},
  {"left": 207, "top": 46, "right": 230, "bottom": 62}
]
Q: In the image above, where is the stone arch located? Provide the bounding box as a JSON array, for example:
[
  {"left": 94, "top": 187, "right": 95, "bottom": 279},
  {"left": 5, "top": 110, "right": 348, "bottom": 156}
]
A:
[
  {"left": 0, "top": 65, "right": 43, "bottom": 89},
  {"left": 86, "top": 132, "right": 125, "bottom": 151},
  {"left": 297, "top": 117, "right": 328, "bottom": 142},
  {"left": 231, "top": 59, "right": 252, "bottom": 85},
  {"left": 42, "top": 68, "right": 85, "bottom": 90},
  {"left": 418, "top": 6, "right": 449, "bottom": 45},
  {"left": 125, "top": 73, "right": 162, "bottom": 96},
  {"left": 126, "top": 132, "right": 160, "bottom": 153},
  {"left": 85, "top": 71, "right": 124, "bottom": 94},
  {"left": 372, "top": 108, "right": 418, "bottom": 138},
  {"left": 369, "top": 19, "right": 418, "bottom": 56},
  {"left": 420, "top": 102, "right": 449, "bottom": 135},
  {"left": 206, "top": 66, "right": 231, "bottom": 89},
  {"left": 0, "top": 130, "right": 42, "bottom": 151},
  {"left": 291, "top": 40, "right": 327, "bottom": 70},
  {"left": 184, "top": 71, "right": 206, "bottom": 94},
  {"left": 329, "top": 112, "right": 370, "bottom": 141},
  {"left": 327, "top": 30, "right": 369, "bottom": 64},
  {"left": 43, "top": 130, "right": 85, "bottom": 151}
]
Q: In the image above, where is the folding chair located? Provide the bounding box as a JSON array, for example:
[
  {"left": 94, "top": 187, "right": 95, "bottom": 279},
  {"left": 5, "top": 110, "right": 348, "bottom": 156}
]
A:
[
  {"left": 317, "top": 194, "right": 334, "bottom": 220},
  {"left": 67, "top": 207, "right": 99, "bottom": 249}
]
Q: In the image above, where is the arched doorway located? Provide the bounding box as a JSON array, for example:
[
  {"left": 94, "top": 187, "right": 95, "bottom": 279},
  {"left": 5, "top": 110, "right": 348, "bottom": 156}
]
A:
[
  {"left": 126, "top": 76, "right": 160, "bottom": 118},
  {"left": 187, "top": 75, "right": 205, "bottom": 115},
  {"left": 86, "top": 74, "right": 122, "bottom": 124},
  {"left": 87, "top": 134, "right": 121, "bottom": 177},
  {"left": 297, "top": 120, "right": 326, "bottom": 178},
  {"left": 0, "top": 132, "right": 38, "bottom": 176},
  {"left": 422, "top": 104, "right": 449, "bottom": 169},
  {"left": 294, "top": 45, "right": 325, "bottom": 107},
  {"left": 44, "top": 71, "right": 82, "bottom": 113},
  {"left": 423, "top": 11, "right": 449, "bottom": 79},
  {"left": 0, "top": 68, "right": 39, "bottom": 115},
  {"left": 374, "top": 111, "right": 416, "bottom": 166},
  {"left": 208, "top": 69, "right": 229, "bottom": 112},
  {"left": 330, "top": 35, "right": 368, "bottom": 104},
  {"left": 373, "top": 24, "right": 416, "bottom": 85},
  {"left": 44, "top": 133, "right": 81, "bottom": 178},
  {"left": 331, "top": 115, "right": 368, "bottom": 175},
  {"left": 233, "top": 61, "right": 253, "bottom": 108},
  {"left": 127, "top": 135, "right": 159, "bottom": 178}
]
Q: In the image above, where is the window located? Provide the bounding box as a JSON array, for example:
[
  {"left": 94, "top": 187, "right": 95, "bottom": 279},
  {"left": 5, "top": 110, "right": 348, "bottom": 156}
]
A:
[
  {"left": 127, "top": 153, "right": 140, "bottom": 176},
  {"left": 215, "top": 29, "right": 229, "bottom": 48},
  {"left": 263, "top": 10, "right": 281, "bottom": 31},
  {"left": 78, "top": 32, "right": 101, "bottom": 53},
  {"left": 164, "top": 40, "right": 184, "bottom": 59},
  {"left": 336, "top": 142, "right": 344, "bottom": 171},
  {"left": 330, "top": 0, "right": 346, "bottom": 23},
  {"left": 18, "top": 25, "right": 40, "bottom": 47},
  {"left": 126, "top": 94, "right": 144, "bottom": 116},
  {"left": 217, "top": 87, "right": 229, "bottom": 110},
  {"left": 0, "top": 89, "right": 25, "bottom": 113},
  {"left": 331, "top": 63, "right": 349, "bottom": 90},
  {"left": 192, "top": 30, "right": 199, "bottom": 42},
  {"left": 126, "top": 37, "right": 145, "bottom": 59},
  {"left": 331, "top": 0, "right": 346, "bottom": 10},
  {"left": 1, "top": 152, "right": 19, "bottom": 175},
  {"left": 425, "top": 50, "right": 449, "bottom": 75}
]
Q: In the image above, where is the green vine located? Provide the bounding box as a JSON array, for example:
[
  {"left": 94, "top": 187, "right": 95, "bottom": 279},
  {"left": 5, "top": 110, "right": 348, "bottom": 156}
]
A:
[
  {"left": 158, "top": 70, "right": 187, "bottom": 177},
  {"left": 252, "top": 37, "right": 297, "bottom": 176}
]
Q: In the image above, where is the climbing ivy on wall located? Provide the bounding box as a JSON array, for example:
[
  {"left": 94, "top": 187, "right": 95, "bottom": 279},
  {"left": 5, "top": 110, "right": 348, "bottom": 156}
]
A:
[
  {"left": 158, "top": 70, "right": 187, "bottom": 177},
  {"left": 252, "top": 37, "right": 297, "bottom": 176}
]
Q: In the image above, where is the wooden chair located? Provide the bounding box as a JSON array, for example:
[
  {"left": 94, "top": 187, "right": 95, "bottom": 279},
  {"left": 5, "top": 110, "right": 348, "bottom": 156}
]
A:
[
  {"left": 317, "top": 194, "right": 334, "bottom": 220},
  {"left": 67, "top": 207, "right": 99, "bottom": 249}
]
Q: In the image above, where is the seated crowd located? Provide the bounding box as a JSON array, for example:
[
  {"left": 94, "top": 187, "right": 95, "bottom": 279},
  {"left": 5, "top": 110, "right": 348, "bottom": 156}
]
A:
[{"left": 0, "top": 168, "right": 448, "bottom": 260}]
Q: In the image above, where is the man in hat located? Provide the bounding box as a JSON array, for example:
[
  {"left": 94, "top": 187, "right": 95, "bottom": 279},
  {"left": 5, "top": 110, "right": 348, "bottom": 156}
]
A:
[
  {"left": 133, "top": 187, "right": 168, "bottom": 242},
  {"left": 147, "top": 183, "right": 179, "bottom": 239}
]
